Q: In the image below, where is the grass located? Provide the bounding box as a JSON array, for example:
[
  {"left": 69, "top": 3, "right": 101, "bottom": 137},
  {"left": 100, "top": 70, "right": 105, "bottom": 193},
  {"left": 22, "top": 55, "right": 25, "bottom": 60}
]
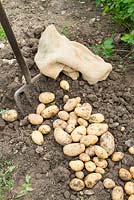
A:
[
  {"left": 61, "top": 24, "right": 71, "bottom": 37},
  {"left": 15, "top": 175, "right": 33, "bottom": 199},
  {"left": 0, "top": 161, "right": 15, "bottom": 199},
  {"left": 0, "top": 26, "right": 6, "bottom": 41}
]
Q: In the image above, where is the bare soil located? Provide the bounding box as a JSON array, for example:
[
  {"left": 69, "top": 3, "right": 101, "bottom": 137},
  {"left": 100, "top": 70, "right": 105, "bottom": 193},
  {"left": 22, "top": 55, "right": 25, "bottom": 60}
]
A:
[{"left": 0, "top": 0, "right": 134, "bottom": 200}]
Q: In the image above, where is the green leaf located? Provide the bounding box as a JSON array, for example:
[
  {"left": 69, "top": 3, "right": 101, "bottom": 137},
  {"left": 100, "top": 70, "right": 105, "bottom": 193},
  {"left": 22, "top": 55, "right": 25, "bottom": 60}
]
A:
[
  {"left": 25, "top": 175, "right": 31, "bottom": 183},
  {"left": 121, "top": 32, "right": 134, "bottom": 44}
]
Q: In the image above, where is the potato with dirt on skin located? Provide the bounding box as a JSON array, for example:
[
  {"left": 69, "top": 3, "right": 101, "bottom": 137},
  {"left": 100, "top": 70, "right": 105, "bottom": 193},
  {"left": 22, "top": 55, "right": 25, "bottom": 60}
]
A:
[
  {"left": 58, "top": 111, "right": 69, "bottom": 121},
  {"left": 130, "top": 167, "right": 134, "bottom": 179},
  {"left": 53, "top": 119, "right": 67, "bottom": 129},
  {"left": 69, "top": 160, "right": 84, "bottom": 171},
  {"left": 41, "top": 105, "right": 59, "bottom": 118},
  {"left": 68, "top": 112, "right": 78, "bottom": 124},
  {"left": 87, "top": 123, "right": 108, "bottom": 136},
  {"left": 36, "top": 103, "right": 45, "bottom": 115},
  {"left": 54, "top": 128, "right": 72, "bottom": 146},
  {"left": 38, "top": 124, "right": 51, "bottom": 134},
  {"left": 85, "top": 161, "right": 96, "bottom": 172},
  {"left": 60, "top": 80, "right": 70, "bottom": 91},
  {"left": 69, "top": 178, "right": 85, "bottom": 191},
  {"left": 63, "top": 143, "right": 85, "bottom": 157},
  {"left": 28, "top": 114, "right": 43, "bottom": 125},
  {"left": 75, "top": 171, "right": 84, "bottom": 179},
  {"left": 125, "top": 182, "right": 134, "bottom": 195},
  {"left": 94, "top": 145, "right": 108, "bottom": 159},
  {"left": 39, "top": 92, "right": 55, "bottom": 104},
  {"left": 119, "top": 168, "right": 132, "bottom": 181},
  {"left": 31, "top": 131, "right": 44, "bottom": 145},
  {"left": 64, "top": 98, "right": 79, "bottom": 112},
  {"left": 84, "top": 173, "right": 102, "bottom": 188},
  {"left": 79, "top": 153, "right": 90, "bottom": 162},
  {"left": 89, "top": 113, "right": 105, "bottom": 123},
  {"left": 128, "top": 195, "right": 134, "bottom": 200},
  {"left": 112, "top": 186, "right": 124, "bottom": 200},
  {"left": 78, "top": 118, "right": 88, "bottom": 127},
  {"left": 103, "top": 178, "right": 116, "bottom": 189},
  {"left": 2, "top": 109, "right": 18, "bottom": 122},
  {"left": 65, "top": 123, "right": 75, "bottom": 133},
  {"left": 80, "top": 135, "right": 98, "bottom": 147},
  {"left": 128, "top": 147, "right": 134, "bottom": 155},
  {"left": 71, "top": 126, "right": 86, "bottom": 142},
  {"left": 74, "top": 106, "right": 92, "bottom": 120},
  {"left": 100, "top": 131, "right": 115, "bottom": 156},
  {"left": 93, "top": 157, "right": 108, "bottom": 168},
  {"left": 112, "top": 152, "right": 124, "bottom": 162},
  {"left": 95, "top": 167, "right": 105, "bottom": 175},
  {"left": 63, "top": 95, "right": 69, "bottom": 103},
  {"left": 83, "top": 103, "right": 92, "bottom": 111},
  {"left": 85, "top": 146, "right": 95, "bottom": 157}
]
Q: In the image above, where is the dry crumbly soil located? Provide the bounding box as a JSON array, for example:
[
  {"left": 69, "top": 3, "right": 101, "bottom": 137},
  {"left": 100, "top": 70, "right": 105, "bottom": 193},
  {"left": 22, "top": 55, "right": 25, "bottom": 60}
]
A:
[{"left": 0, "top": 0, "right": 134, "bottom": 200}]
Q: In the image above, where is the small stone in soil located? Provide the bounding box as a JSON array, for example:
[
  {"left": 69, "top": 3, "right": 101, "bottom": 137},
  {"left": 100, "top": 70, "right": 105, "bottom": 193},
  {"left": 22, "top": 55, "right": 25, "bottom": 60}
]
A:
[
  {"left": 84, "top": 189, "right": 94, "bottom": 196},
  {"left": 64, "top": 191, "right": 70, "bottom": 199},
  {"left": 35, "top": 146, "right": 44, "bottom": 154}
]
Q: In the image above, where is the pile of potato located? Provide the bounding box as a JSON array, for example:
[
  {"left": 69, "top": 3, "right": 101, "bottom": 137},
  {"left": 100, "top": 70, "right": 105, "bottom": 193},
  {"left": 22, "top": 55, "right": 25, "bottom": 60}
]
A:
[{"left": 22, "top": 80, "right": 134, "bottom": 200}]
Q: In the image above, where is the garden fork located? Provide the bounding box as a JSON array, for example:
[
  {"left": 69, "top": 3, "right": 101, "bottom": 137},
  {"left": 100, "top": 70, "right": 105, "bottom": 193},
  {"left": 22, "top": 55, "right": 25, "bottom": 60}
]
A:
[{"left": 0, "top": 1, "right": 41, "bottom": 116}]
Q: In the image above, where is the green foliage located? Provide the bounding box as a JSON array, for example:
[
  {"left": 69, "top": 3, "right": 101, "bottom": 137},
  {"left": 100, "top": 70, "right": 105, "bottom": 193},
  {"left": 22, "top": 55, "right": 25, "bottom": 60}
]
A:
[
  {"left": 0, "top": 26, "right": 6, "bottom": 41},
  {"left": 0, "top": 108, "right": 8, "bottom": 115},
  {"left": 16, "top": 175, "right": 33, "bottom": 199},
  {"left": 61, "top": 25, "right": 71, "bottom": 37},
  {"left": 0, "top": 161, "right": 15, "bottom": 199},
  {"left": 96, "top": 0, "right": 134, "bottom": 45},
  {"left": 91, "top": 38, "right": 115, "bottom": 58}
]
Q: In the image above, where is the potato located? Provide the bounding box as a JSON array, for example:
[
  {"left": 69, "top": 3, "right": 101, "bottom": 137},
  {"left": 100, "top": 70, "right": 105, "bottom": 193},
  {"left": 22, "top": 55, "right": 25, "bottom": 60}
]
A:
[
  {"left": 54, "top": 128, "right": 72, "bottom": 146},
  {"left": 89, "top": 113, "right": 105, "bottom": 123},
  {"left": 79, "top": 153, "right": 90, "bottom": 162},
  {"left": 38, "top": 125, "right": 51, "bottom": 134},
  {"left": 58, "top": 111, "right": 69, "bottom": 121},
  {"left": 53, "top": 119, "right": 67, "bottom": 129},
  {"left": 75, "top": 171, "right": 84, "bottom": 179},
  {"left": 94, "top": 145, "right": 108, "bottom": 159},
  {"left": 68, "top": 112, "right": 78, "bottom": 125},
  {"left": 69, "top": 178, "right": 85, "bottom": 191},
  {"left": 83, "top": 103, "right": 92, "bottom": 112},
  {"left": 87, "top": 123, "right": 108, "bottom": 136},
  {"left": 78, "top": 118, "right": 88, "bottom": 127},
  {"left": 84, "top": 173, "right": 102, "bottom": 188},
  {"left": 2, "top": 109, "right": 18, "bottom": 122},
  {"left": 71, "top": 126, "right": 86, "bottom": 142},
  {"left": 93, "top": 157, "right": 108, "bottom": 168},
  {"left": 112, "top": 152, "right": 124, "bottom": 162},
  {"left": 128, "top": 195, "right": 134, "bottom": 200},
  {"left": 125, "top": 182, "right": 134, "bottom": 195},
  {"left": 31, "top": 131, "right": 44, "bottom": 145},
  {"left": 85, "top": 146, "right": 95, "bottom": 157},
  {"left": 100, "top": 131, "right": 115, "bottom": 156},
  {"left": 36, "top": 103, "right": 45, "bottom": 115},
  {"left": 119, "top": 168, "right": 132, "bottom": 181},
  {"left": 80, "top": 135, "right": 98, "bottom": 147},
  {"left": 63, "top": 95, "right": 69, "bottom": 103},
  {"left": 112, "top": 186, "right": 124, "bottom": 200},
  {"left": 28, "top": 114, "right": 43, "bottom": 125},
  {"left": 130, "top": 167, "right": 134, "bottom": 179},
  {"left": 41, "top": 105, "right": 59, "bottom": 118},
  {"left": 75, "top": 106, "right": 92, "bottom": 120},
  {"left": 65, "top": 124, "right": 75, "bottom": 133},
  {"left": 39, "top": 92, "right": 55, "bottom": 104},
  {"left": 76, "top": 97, "right": 81, "bottom": 104},
  {"left": 95, "top": 167, "right": 105, "bottom": 174},
  {"left": 69, "top": 160, "right": 84, "bottom": 171},
  {"left": 128, "top": 147, "right": 134, "bottom": 155},
  {"left": 60, "top": 80, "right": 70, "bottom": 91},
  {"left": 64, "top": 98, "right": 78, "bottom": 112},
  {"left": 103, "top": 178, "right": 116, "bottom": 189},
  {"left": 85, "top": 161, "right": 96, "bottom": 172},
  {"left": 63, "top": 143, "right": 85, "bottom": 157}
]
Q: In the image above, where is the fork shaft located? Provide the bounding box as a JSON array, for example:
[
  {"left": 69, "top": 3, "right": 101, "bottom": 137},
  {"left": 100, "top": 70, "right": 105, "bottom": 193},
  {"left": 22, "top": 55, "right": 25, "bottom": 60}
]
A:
[{"left": 0, "top": 1, "right": 31, "bottom": 84}]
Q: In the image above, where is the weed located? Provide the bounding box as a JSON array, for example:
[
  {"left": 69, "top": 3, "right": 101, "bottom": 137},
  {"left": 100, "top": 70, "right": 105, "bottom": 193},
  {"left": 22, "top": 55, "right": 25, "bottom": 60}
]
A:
[
  {"left": 0, "top": 108, "right": 8, "bottom": 115},
  {"left": 61, "top": 25, "right": 71, "bottom": 37},
  {"left": 91, "top": 37, "right": 115, "bottom": 58},
  {"left": 0, "top": 26, "right": 6, "bottom": 41},
  {"left": 16, "top": 175, "right": 33, "bottom": 199},
  {"left": 0, "top": 161, "right": 15, "bottom": 199}
]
